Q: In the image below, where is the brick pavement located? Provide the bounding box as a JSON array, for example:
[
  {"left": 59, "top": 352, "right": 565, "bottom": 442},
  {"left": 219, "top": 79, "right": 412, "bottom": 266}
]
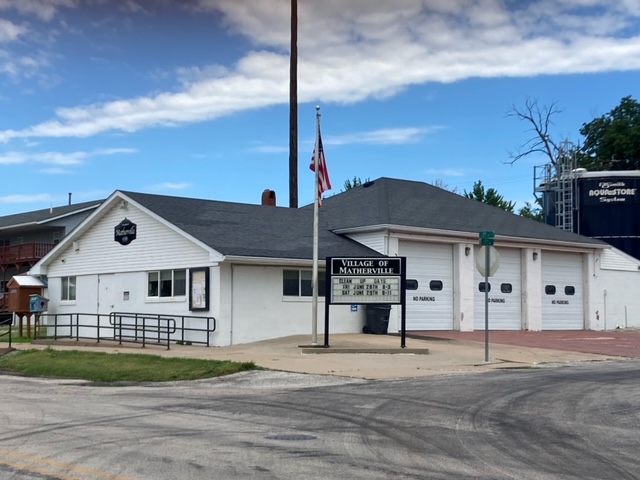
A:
[{"left": 409, "top": 330, "right": 640, "bottom": 358}]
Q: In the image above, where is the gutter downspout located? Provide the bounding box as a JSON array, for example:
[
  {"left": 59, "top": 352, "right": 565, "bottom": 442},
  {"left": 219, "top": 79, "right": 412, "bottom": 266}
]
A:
[{"left": 230, "top": 264, "right": 234, "bottom": 345}]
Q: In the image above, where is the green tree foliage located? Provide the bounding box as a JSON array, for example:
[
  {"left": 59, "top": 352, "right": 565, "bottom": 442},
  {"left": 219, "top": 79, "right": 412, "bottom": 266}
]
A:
[
  {"left": 464, "top": 180, "right": 516, "bottom": 213},
  {"left": 578, "top": 96, "right": 640, "bottom": 170},
  {"left": 342, "top": 176, "right": 370, "bottom": 191},
  {"left": 518, "top": 199, "right": 544, "bottom": 222}
]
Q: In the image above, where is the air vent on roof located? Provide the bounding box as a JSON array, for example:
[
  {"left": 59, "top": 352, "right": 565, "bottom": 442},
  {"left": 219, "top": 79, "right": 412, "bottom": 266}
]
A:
[{"left": 362, "top": 181, "right": 375, "bottom": 188}]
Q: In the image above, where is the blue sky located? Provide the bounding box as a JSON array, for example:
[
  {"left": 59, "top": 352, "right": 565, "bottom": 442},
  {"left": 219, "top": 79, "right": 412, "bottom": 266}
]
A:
[{"left": 0, "top": 0, "right": 639, "bottom": 216}]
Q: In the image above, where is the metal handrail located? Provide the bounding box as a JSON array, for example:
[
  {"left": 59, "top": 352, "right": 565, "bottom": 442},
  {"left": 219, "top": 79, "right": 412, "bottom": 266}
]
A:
[
  {"left": 0, "top": 315, "right": 12, "bottom": 348},
  {"left": 109, "top": 312, "right": 176, "bottom": 349},
  {"left": 36, "top": 311, "right": 216, "bottom": 349}
]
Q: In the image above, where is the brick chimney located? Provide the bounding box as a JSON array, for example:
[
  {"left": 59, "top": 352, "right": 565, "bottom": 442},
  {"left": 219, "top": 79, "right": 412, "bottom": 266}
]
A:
[{"left": 261, "top": 189, "right": 276, "bottom": 206}]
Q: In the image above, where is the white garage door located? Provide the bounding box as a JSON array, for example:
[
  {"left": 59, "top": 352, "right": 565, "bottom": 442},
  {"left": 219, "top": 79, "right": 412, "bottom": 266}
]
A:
[
  {"left": 474, "top": 247, "right": 522, "bottom": 330},
  {"left": 400, "top": 241, "right": 454, "bottom": 330},
  {"left": 542, "top": 251, "right": 584, "bottom": 330}
]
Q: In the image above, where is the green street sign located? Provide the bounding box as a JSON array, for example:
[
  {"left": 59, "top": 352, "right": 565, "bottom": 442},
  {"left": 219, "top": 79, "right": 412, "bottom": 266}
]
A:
[{"left": 479, "top": 231, "right": 495, "bottom": 246}]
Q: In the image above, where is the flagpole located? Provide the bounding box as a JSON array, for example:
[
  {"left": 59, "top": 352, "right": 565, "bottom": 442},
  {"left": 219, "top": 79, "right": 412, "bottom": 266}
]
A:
[{"left": 311, "top": 105, "right": 321, "bottom": 345}]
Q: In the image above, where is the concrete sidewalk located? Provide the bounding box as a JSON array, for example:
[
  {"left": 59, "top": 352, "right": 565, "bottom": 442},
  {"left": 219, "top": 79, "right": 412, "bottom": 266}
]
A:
[{"left": 7, "top": 333, "right": 620, "bottom": 380}]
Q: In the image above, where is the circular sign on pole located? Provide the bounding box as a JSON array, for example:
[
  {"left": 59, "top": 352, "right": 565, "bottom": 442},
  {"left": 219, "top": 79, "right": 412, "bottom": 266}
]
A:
[{"left": 476, "top": 246, "right": 500, "bottom": 277}]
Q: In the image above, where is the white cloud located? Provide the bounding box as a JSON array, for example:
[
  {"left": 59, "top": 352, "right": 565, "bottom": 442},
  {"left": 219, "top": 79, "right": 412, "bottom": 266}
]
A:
[
  {"left": 0, "top": 50, "right": 50, "bottom": 78},
  {"left": 1, "top": 1, "right": 640, "bottom": 141},
  {"left": 149, "top": 182, "right": 191, "bottom": 190},
  {"left": 0, "top": 147, "right": 136, "bottom": 166},
  {"left": 249, "top": 145, "right": 289, "bottom": 154},
  {"left": 0, "top": 18, "right": 27, "bottom": 42},
  {"left": 424, "top": 168, "right": 468, "bottom": 177},
  {"left": 0, "top": 188, "right": 107, "bottom": 205},
  {"left": 0, "top": 193, "right": 56, "bottom": 204},
  {"left": 176, "top": 64, "right": 230, "bottom": 87},
  {"left": 328, "top": 127, "right": 445, "bottom": 146},
  {"left": 0, "top": 0, "right": 78, "bottom": 22}
]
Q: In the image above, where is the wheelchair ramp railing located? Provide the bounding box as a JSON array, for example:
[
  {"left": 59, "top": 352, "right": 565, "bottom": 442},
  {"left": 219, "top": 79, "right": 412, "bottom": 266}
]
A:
[{"left": 34, "top": 311, "right": 216, "bottom": 349}]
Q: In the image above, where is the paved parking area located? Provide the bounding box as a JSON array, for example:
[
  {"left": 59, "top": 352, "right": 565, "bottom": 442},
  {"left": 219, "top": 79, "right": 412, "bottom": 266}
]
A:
[{"left": 410, "top": 330, "right": 640, "bottom": 358}]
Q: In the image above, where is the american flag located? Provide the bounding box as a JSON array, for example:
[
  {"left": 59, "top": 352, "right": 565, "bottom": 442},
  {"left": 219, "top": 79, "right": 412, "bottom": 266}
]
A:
[{"left": 310, "top": 131, "right": 332, "bottom": 206}]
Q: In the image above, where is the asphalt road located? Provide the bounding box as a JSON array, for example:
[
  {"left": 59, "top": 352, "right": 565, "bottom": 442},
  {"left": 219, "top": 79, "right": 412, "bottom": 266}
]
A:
[{"left": 1, "top": 361, "right": 639, "bottom": 480}]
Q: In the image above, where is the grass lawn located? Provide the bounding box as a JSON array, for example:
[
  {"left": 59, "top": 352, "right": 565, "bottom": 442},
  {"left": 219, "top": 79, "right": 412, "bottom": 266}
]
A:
[
  {"left": 0, "top": 327, "right": 35, "bottom": 344},
  {"left": 0, "top": 349, "right": 260, "bottom": 383}
]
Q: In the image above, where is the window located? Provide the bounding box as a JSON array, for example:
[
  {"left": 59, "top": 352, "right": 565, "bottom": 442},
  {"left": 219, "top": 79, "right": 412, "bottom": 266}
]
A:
[
  {"left": 406, "top": 279, "right": 419, "bottom": 290},
  {"left": 61, "top": 276, "right": 76, "bottom": 301},
  {"left": 147, "top": 269, "right": 186, "bottom": 298},
  {"left": 283, "top": 270, "right": 325, "bottom": 297},
  {"left": 500, "top": 283, "right": 513, "bottom": 294},
  {"left": 429, "top": 280, "right": 443, "bottom": 291},
  {"left": 545, "top": 285, "right": 556, "bottom": 295},
  {"left": 478, "top": 282, "right": 491, "bottom": 293},
  {"left": 565, "top": 286, "right": 575, "bottom": 296},
  {"left": 53, "top": 231, "right": 62, "bottom": 244}
]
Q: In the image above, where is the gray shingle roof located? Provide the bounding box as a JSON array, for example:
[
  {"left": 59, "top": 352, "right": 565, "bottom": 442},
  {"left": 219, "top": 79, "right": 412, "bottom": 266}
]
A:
[
  {"left": 121, "top": 191, "right": 381, "bottom": 260},
  {"left": 0, "top": 200, "right": 103, "bottom": 230},
  {"left": 316, "top": 177, "right": 605, "bottom": 246}
]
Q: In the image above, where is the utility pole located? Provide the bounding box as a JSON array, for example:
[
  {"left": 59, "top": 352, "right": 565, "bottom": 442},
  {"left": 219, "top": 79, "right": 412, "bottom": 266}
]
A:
[{"left": 288, "top": 0, "right": 298, "bottom": 208}]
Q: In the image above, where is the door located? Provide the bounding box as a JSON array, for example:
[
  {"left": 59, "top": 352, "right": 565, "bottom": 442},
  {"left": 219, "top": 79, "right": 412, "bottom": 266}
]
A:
[
  {"left": 541, "top": 252, "right": 584, "bottom": 330},
  {"left": 474, "top": 247, "right": 522, "bottom": 330},
  {"left": 97, "top": 274, "right": 117, "bottom": 340},
  {"left": 400, "top": 241, "right": 454, "bottom": 330}
]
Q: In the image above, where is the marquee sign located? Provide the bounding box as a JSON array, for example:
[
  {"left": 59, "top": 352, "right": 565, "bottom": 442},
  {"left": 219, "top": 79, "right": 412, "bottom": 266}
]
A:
[
  {"left": 328, "top": 257, "right": 405, "bottom": 305},
  {"left": 114, "top": 218, "right": 137, "bottom": 246},
  {"left": 323, "top": 256, "right": 408, "bottom": 349}
]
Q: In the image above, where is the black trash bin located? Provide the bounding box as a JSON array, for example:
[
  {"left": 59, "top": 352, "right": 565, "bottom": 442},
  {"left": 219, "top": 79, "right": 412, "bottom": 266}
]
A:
[{"left": 363, "top": 304, "right": 392, "bottom": 334}]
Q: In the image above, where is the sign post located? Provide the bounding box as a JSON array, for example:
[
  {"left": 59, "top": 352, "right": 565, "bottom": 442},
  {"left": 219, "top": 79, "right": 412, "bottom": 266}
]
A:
[
  {"left": 478, "top": 231, "right": 497, "bottom": 363},
  {"left": 326, "top": 257, "right": 407, "bottom": 348}
]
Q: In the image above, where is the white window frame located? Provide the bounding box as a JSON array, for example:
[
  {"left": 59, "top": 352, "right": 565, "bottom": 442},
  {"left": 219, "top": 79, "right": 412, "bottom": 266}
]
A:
[
  {"left": 283, "top": 269, "right": 325, "bottom": 298},
  {"left": 61, "top": 276, "right": 76, "bottom": 301},
  {"left": 147, "top": 269, "right": 187, "bottom": 299}
]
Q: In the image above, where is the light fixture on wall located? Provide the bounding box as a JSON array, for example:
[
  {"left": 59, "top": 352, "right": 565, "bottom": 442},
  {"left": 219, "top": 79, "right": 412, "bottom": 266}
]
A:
[
  {"left": 119, "top": 200, "right": 129, "bottom": 210},
  {"left": 465, "top": 247, "right": 471, "bottom": 256},
  {"left": 533, "top": 252, "right": 538, "bottom": 260}
]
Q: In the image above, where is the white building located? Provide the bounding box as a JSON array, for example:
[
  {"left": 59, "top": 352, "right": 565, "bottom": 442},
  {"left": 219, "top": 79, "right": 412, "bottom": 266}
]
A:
[{"left": 28, "top": 178, "right": 640, "bottom": 346}]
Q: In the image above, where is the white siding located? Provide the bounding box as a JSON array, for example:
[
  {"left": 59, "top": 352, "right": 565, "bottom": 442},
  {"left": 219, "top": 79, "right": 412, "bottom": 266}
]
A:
[
  {"left": 474, "top": 247, "right": 523, "bottom": 330},
  {"left": 588, "top": 251, "right": 640, "bottom": 330},
  {"left": 400, "top": 241, "right": 454, "bottom": 330},
  {"left": 600, "top": 248, "right": 640, "bottom": 272},
  {"left": 230, "top": 265, "right": 363, "bottom": 344},
  {"left": 541, "top": 252, "right": 585, "bottom": 330},
  {"left": 346, "top": 232, "right": 386, "bottom": 254},
  {"left": 521, "top": 248, "right": 543, "bottom": 331},
  {"left": 453, "top": 243, "right": 475, "bottom": 332},
  {"left": 44, "top": 267, "right": 223, "bottom": 345},
  {"left": 46, "top": 203, "right": 212, "bottom": 277}
]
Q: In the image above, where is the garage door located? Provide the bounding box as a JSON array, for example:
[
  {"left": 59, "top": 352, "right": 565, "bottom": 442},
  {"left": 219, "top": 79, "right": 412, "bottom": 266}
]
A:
[
  {"left": 542, "top": 251, "right": 584, "bottom": 330},
  {"left": 400, "top": 241, "right": 454, "bottom": 330},
  {"left": 474, "top": 247, "right": 522, "bottom": 330}
]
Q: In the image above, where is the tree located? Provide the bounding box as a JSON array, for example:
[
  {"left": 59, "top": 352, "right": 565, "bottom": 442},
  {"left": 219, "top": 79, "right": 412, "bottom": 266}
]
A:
[
  {"left": 342, "top": 176, "right": 370, "bottom": 191},
  {"left": 578, "top": 96, "right": 640, "bottom": 170},
  {"left": 430, "top": 179, "right": 459, "bottom": 194},
  {"left": 464, "top": 180, "right": 515, "bottom": 213},
  {"left": 518, "top": 200, "right": 544, "bottom": 222},
  {"left": 507, "top": 98, "right": 569, "bottom": 167}
]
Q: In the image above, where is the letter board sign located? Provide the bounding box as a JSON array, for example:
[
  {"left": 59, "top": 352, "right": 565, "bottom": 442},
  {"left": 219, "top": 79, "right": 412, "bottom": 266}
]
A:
[{"left": 327, "top": 257, "right": 405, "bottom": 305}]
